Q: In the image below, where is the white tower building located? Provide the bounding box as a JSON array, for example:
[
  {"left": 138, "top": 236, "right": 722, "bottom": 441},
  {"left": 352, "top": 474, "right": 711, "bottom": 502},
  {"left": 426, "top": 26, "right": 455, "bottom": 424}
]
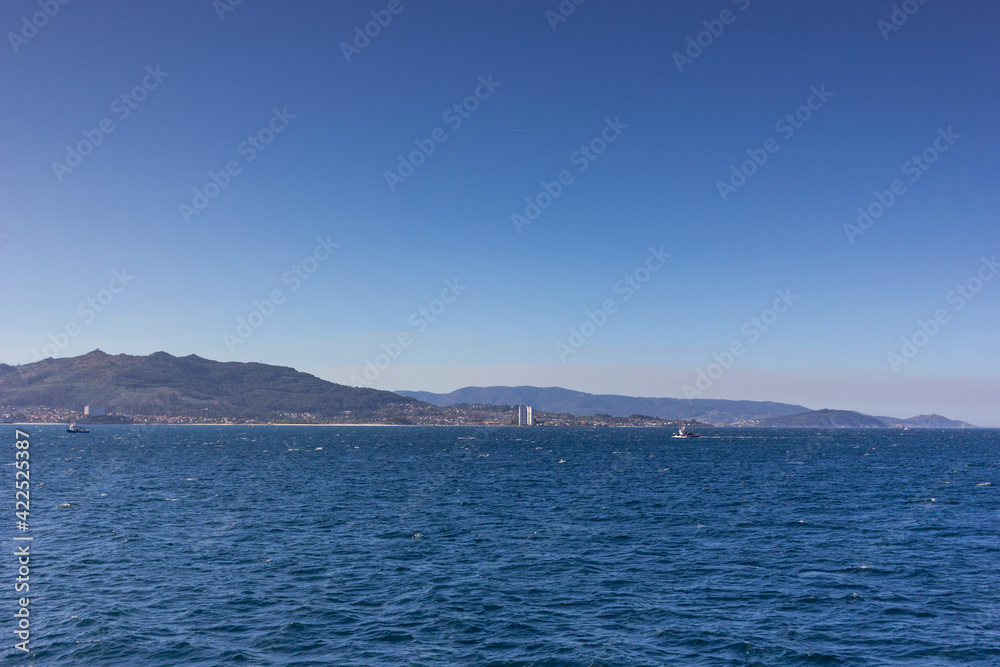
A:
[{"left": 518, "top": 405, "right": 533, "bottom": 426}]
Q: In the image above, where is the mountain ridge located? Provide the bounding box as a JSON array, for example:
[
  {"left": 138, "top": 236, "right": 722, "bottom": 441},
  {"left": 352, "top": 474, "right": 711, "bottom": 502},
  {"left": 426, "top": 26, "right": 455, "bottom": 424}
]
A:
[
  {"left": 0, "top": 350, "right": 415, "bottom": 419},
  {"left": 395, "top": 385, "right": 809, "bottom": 424},
  {"left": 2, "top": 354, "right": 978, "bottom": 427},
  {"left": 758, "top": 409, "right": 888, "bottom": 428},
  {"left": 875, "top": 413, "right": 978, "bottom": 429},
  {"left": 395, "top": 386, "right": 978, "bottom": 427}
]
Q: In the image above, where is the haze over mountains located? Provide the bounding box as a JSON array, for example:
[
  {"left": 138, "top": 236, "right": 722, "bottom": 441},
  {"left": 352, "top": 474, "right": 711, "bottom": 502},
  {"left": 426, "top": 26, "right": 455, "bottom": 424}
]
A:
[
  {"left": 874, "top": 414, "right": 978, "bottom": 428},
  {"left": 759, "top": 409, "right": 892, "bottom": 428},
  {"left": 0, "top": 351, "right": 977, "bottom": 427},
  {"left": 396, "top": 387, "right": 977, "bottom": 428},
  {"left": 397, "top": 386, "right": 808, "bottom": 424}
]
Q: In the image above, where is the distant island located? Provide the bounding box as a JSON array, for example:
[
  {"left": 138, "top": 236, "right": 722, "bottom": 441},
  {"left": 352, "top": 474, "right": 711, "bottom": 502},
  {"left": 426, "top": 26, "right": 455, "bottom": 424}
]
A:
[
  {"left": 757, "top": 409, "right": 976, "bottom": 429},
  {"left": 0, "top": 351, "right": 978, "bottom": 428}
]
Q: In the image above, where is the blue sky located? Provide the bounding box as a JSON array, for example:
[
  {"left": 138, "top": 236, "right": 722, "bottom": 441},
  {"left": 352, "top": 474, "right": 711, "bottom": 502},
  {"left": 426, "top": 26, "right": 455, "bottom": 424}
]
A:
[{"left": 1, "top": 0, "right": 998, "bottom": 424}]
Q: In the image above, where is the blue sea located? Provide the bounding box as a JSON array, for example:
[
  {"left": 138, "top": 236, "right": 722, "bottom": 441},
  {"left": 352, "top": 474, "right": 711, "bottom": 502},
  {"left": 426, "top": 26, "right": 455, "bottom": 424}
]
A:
[{"left": 2, "top": 425, "right": 998, "bottom": 665}]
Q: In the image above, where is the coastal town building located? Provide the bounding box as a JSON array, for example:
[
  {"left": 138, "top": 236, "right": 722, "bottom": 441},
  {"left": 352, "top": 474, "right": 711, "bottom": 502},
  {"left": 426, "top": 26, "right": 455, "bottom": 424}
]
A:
[{"left": 518, "top": 405, "right": 533, "bottom": 426}]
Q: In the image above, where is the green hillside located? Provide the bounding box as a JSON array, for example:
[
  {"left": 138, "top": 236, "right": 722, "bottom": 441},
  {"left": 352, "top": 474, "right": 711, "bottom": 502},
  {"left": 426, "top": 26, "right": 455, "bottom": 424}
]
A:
[
  {"left": 0, "top": 350, "right": 414, "bottom": 419},
  {"left": 759, "top": 409, "right": 888, "bottom": 428}
]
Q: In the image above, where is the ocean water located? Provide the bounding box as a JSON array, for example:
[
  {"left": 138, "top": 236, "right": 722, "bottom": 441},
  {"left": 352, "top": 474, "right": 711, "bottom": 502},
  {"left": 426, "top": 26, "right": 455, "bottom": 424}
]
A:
[{"left": 2, "top": 425, "right": 999, "bottom": 665}]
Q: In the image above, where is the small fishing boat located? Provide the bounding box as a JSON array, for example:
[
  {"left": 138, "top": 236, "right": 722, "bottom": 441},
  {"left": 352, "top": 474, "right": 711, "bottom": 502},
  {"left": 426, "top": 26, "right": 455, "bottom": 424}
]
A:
[
  {"left": 66, "top": 422, "right": 89, "bottom": 433},
  {"left": 672, "top": 425, "right": 700, "bottom": 438}
]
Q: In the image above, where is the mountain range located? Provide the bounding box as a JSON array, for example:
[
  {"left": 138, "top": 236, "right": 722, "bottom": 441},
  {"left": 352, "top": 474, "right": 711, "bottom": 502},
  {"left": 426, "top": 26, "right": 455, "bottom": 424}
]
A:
[
  {"left": 0, "top": 351, "right": 978, "bottom": 427},
  {"left": 396, "top": 385, "right": 808, "bottom": 424},
  {"left": 396, "top": 387, "right": 977, "bottom": 428}
]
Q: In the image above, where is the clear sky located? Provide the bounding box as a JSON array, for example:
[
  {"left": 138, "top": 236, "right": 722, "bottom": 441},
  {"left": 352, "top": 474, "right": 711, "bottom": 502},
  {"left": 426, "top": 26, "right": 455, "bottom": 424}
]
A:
[{"left": 1, "top": 1, "right": 998, "bottom": 425}]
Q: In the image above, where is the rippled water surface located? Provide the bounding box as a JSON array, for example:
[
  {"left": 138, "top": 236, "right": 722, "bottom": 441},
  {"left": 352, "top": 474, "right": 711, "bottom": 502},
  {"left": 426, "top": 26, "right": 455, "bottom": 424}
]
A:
[{"left": 2, "top": 425, "right": 999, "bottom": 665}]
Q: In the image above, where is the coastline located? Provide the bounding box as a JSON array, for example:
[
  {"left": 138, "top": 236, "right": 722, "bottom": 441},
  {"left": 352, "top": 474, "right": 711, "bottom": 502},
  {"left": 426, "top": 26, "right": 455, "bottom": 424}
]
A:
[{"left": 4, "top": 422, "right": 453, "bottom": 427}]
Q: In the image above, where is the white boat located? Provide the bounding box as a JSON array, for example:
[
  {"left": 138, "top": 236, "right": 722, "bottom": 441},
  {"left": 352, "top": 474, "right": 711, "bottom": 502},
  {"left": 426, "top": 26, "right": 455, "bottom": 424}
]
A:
[
  {"left": 672, "top": 425, "right": 700, "bottom": 438},
  {"left": 66, "top": 422, "right": 89, "bottom": 433}
]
